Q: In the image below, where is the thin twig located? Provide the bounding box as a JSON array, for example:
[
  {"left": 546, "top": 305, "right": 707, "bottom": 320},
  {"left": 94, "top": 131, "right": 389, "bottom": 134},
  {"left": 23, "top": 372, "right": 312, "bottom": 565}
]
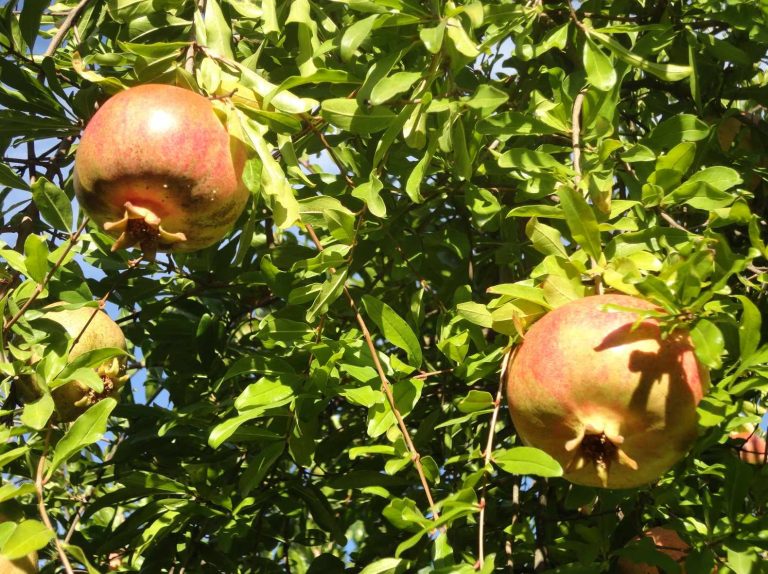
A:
[
  {"left": 305, "top": 223, "right": 439, "bottom": 520},
  {"left": 571, "top": 89, "right": 587, "bottom": 186},
  {"left": 36, "top": 430, "right": 76, "bottom": 574},
  {"left": 412, "top": 369, "right": 452, "bottom": 380},
  {"left": 3, "top": 217, "right": 89, "bottom": 334},
  {"left": 570, "top": 88, "right": 603, "bottom": 294},
  {"left": 533, "top": 480, "right": 550, "bottom": 572},
  {"left": 44, "top": 0, "right": 92, "bottom": 58},
  {"left": 659, "top": 210, "right": 689, "bottom": 232},
  {"left": 185, "top": 0, "right": 207, "bottom": 73},
  {"left": 305, "top": 120, "right": 356, "bottom": 188},
  {"left": 476, "top": 348, "right": 515, "bottom": 570}
]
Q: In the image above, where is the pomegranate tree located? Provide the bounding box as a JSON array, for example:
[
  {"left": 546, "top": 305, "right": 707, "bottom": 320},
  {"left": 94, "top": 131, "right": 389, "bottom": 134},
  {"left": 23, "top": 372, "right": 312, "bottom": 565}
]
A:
[
  {"left": 20, "top": 305, "right": 127, "bottom": 423},
  {"left": 506, "top": 294, "right": 710, "bottom": 488},
  {"left": 74, "top": 84, "right": 249, "bottom": 258}
]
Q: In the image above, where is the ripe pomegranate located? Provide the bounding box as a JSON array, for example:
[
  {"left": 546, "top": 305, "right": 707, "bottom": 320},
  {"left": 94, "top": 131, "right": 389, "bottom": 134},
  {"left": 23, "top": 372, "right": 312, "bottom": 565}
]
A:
[
  {"left": 730, "top": 425, "right": 767, "bottom": 465},
  {"left": 617, "top": 527, "right": 690, "bottom": 574},
  {"left": 74, "top": 84, "right": 248, "bottom": 258},
  {"left": 19, "top": 305, "right": 127, "bottom": 423},
  {"left": 506, "top": 294, "right": 709, "bottom": 488}
]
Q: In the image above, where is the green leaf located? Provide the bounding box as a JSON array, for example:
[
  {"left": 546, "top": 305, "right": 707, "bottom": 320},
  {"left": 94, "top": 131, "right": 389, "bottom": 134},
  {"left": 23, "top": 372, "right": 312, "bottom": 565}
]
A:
[
  {"left": 239, "top": 442, "right": 284, "bottom": 497},
  {"left": 55, "top": 348, "right": 127, "bottom": 385},
  {"left": 362, "top": 295, "right": 422, "bottom": 367},
  {"left": 456, "top": 301, "right": 493, "bottom": 328},
  {"left": 648, "top": 114, "right": 710, "bottom": 148},
  {"left": 234, "top": 379, "right": 295, "bottom": 411},
  {"left": 556, "top": 186, "right": 602, "bottom": 260},
  {"left": 0, "top": 520, "right": 53, "bottom": 560},
  {"left": 0, "top": 446, "right": 29, "bottom": 470},
  {"left": 240, "top": 117, "right": 300, "bottom": 229},
  {"left": 31, "top": 177, "right": 72, "bottom": 231},
  {"left": 307, "top": 268, "right": 348, "bottom": 322},
  {"left": 690, "top": 319, "right": 724, "bottom": 369},
  {"left": 341, "top": 14, "right": 379, "bottom": 62},
  {"left": 588, "top": 28, "right": 692, "bottom": 81},
  {"left": 23, "top": 234, "right": 48, "bottom": 284},
  {"left": 203, "top": 0, "right": 234, "bottom": 59},
  {"left": 21, "top": 393, "right": 54, "bottom": 430},
  {"left": 465, "top": 84, "right": 509, "bottom": 111},
  {"left": 446, "top": 20, "right": 479, "bottom": 58},
  {"left": 498, "top": 148, "right": 568, "bottom": 174},
  {"left": 420, "top": 23, "right": 445, "bottom": 54},
  {"left": 208, "top": 409, "right": 265, "bottom": 449},
  {"left": 525, "top": 217, "right": 567, "bottom": 258},
  {"left": 457, "top": 390, "right": 494, "bottom": 413},
  {"left": 321, "top": 98, "right": 396, "bottom": 134},
  {"left": 583, "top": 36, "right": 616, "bottom": 91},
  {"left": 735, "top": 296, "right": 761, "bottom": 360},
  {"left": 687, "top": 166, "right": 742, "bottom": 191},
  {"left": 370, "top": 72, "right": 421, "bottom": 105},
  {"left": 404, "top": 131, "right": 437, "bottom": 203},
  {"left": 352, "top": 173, "right": 386, "bottom": 218},
  {"left": 0, "top": 162, "right": 29, "bottom": 191},
  {"left": 47, "top": 399, "right": 116, "bottom": 479},
  {"left": 492, "top": 447, "right": 563, "bottom": 477}
]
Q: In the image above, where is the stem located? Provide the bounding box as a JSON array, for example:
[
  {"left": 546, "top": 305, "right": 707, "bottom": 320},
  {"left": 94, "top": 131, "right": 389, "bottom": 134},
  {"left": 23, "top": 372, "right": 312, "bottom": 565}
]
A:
[
  {"left": 36, "top": 430, "right": 76, "bottom": 574},
  {"left": 304, "top": 223, "right": 440, "bottom": 521},
  {"left": 571, "top": 88, "right": 603, "bottom": 295},
  {"left": 44, "top": 0, "right": 92, "bottom": 58},
  {"left": 476, "top": 348, "right": 515, "bottom": 570},
  {"left": 571, "top": 89, "right": 586, "bottom": 187}
]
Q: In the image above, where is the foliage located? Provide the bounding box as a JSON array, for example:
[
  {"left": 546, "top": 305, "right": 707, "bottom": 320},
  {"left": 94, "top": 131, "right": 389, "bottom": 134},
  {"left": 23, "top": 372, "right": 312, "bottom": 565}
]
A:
[{"left": 0, "top": 0, "right": 767, "bottom": 572}]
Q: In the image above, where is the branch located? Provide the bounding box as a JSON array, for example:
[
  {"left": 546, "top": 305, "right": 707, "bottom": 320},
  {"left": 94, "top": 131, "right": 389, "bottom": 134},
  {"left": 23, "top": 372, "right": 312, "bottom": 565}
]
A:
[
  {"left": 571, "top": 89, "right": 587, "bottom": 186},
  {"left": 533, "top": 481, "right": 550, "bottom": 572},
  {"left": 44, "top": 0, "right": 92, "bottom": 58},
  {"left": 3, "top": 217, "right": 89, "bottom": 334},
  {"left": 476, "top": 348, "right": 515, "bottom": 570},
  {"left": 305, "top": 119, "right": 356, "bottom": 188},
  {"left": 185, "top": 0, "right": 207, "bottom": 73},
  {"left": 36, "top": 430, "right": 75, "bottom": 574},
  {"left": 304, "top": 223, "right": 439, "bottom": 521},
  {"left": 570, "top": 88, "right": 603, "bottom": 294}
]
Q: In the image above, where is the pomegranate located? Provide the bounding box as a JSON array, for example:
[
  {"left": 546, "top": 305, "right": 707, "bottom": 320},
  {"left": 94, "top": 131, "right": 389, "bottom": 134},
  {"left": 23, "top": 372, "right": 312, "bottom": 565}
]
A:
[
  {"left": 730, "top": 425, "right": 767, "bottom": 465},
  {"left": 506, "top": 294, "right": 709, "bottom": 488},
  {"left": 617, "top": 527, "right": 690, "bottom": 574},
  {"left": 19, "top": 305, "right": 127, "bottom": 423},
  {"left": 74, "top": 84, "right": 248, "bottom": 258}
]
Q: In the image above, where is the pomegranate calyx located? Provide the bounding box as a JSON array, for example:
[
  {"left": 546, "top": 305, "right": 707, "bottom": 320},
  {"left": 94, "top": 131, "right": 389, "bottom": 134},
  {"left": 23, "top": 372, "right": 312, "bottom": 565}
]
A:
[
  {"left": 103, "top": 201, "right": 187, "bottom": 259},
  {"left": 564, "top": 425, "right": 639, "bottom": 487}
]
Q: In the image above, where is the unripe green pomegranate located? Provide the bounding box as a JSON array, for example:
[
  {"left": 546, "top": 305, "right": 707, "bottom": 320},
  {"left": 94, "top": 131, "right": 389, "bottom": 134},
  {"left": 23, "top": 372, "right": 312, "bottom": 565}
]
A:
[
  {"left": 74, "top": 84, "right": 248, "bottom": 259},
  {"left": 506, "top": 294, "right": 709, "bottom": 489},
  {"left": 20, "top": 305, "right": 127, "bottom": 423}
]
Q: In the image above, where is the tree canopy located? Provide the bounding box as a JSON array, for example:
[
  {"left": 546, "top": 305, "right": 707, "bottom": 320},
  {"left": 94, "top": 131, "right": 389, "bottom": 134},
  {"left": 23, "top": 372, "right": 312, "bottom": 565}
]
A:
[{"left": 0, "top": 0, "right": 767, "bottom": 572}]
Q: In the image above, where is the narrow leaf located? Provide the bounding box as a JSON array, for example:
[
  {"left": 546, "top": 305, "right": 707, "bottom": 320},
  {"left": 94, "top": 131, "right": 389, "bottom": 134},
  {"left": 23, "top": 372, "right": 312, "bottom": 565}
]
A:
[{"left": 47, "top": 399, "right": 116, "bottom": 478}]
